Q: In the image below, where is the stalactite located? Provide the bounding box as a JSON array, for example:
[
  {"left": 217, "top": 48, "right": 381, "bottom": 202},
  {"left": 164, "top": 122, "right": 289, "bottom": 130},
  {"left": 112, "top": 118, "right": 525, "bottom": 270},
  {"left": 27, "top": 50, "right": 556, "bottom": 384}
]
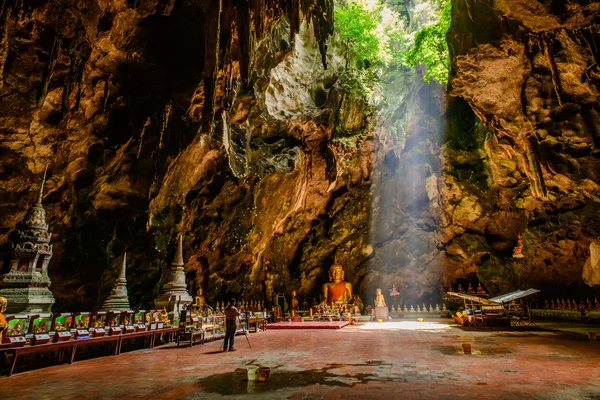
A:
[
  {"left": 159, "top": 101, "right": 172, "bottom": 150},
  {"left": 36, "top": 34, "right": 60, "bottom": 108},
  {"left": 237, "top": 0, "right": 250, "bottom": 83},
  {"left": 73, "top": 57, "right": 85, "bottom": 111},
  {"left": 304, "top": 0, "right": 334, "bottom": 69},
  {"left": 0, "top": 0, "right": 12, "bottom": 92},
  {"left": 286, "top": 0, "right": 300, "bottom": 46},
  {"left": 137, "top": 117, "right": 151, "bottom": 159},
  {"left": 201, "top": 0, "right": 222, "bottom": 134},
  {"left": 251, "top": 0, "right": 264, "bottom": 38},
  {"left": 61, "top": 51, "right": 81, "bottom": 118},
  {"left": 542, "top": 35, "right": 562, "bottom": 106},
  {"left": 524, "top": 139, "right": 547, "bottom": 199},
  {"left": 103, "top": 75, "right": 110, "bottom": 112},
  {"left": 219, "top": 0, "right": 233, "bottom": 71}
]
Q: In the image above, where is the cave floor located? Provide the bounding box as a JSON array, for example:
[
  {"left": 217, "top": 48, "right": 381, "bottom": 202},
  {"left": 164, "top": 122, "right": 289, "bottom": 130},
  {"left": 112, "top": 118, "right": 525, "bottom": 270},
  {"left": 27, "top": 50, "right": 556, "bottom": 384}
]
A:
[{"left": 3, "top": 319, "right": 600, "bottom": 400}]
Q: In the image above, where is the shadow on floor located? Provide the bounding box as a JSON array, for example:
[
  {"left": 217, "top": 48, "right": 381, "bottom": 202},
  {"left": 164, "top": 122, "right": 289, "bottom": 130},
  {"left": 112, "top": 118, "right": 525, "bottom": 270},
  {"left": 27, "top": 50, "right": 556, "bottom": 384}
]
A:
[{"left": 195, "top": 361, "right": 392, "bottom": 395}]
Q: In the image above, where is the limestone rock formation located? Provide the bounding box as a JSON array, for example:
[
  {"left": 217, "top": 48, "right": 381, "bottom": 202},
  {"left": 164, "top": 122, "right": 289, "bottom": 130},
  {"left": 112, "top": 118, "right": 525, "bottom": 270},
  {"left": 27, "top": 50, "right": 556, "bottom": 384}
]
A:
[
  {"left": 0, "top": 0, "right": 599, "bottom": 312},
  {"left": 583, "top": 238, "right": 600, "bottom": 287}
]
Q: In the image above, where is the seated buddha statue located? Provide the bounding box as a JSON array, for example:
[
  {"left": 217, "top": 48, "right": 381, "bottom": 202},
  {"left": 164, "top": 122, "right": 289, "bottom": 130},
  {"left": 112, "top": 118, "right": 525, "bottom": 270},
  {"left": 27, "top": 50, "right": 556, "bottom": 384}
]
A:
[{"left": 322, "top": 264, "right": 353, "bottom": 304}]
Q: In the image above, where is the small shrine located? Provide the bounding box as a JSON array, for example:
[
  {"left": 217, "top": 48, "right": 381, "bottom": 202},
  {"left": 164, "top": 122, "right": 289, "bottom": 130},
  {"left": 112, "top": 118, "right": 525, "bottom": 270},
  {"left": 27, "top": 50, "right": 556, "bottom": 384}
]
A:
[
  {"left": 0, "top": 168, "right": 55, "bottom": 313},
  {"left": 100, "top": 253, "right": 131, "bottom": 311},
  {"left": 154, "top": 234, "right": 193, "bottom": 324}
]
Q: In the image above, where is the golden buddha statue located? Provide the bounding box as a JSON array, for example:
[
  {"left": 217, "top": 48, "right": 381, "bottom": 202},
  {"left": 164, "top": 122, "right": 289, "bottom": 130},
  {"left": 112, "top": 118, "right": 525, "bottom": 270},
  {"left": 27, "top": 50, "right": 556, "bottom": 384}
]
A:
[
  {"left": 194, "top": 288, "right": 205, "bottom": 308},
  {"left": 0, "top": 296, "right": 7, "bottom": 342},
  {"left": 322, "top": 264, "right": 353, "bottom": 304},
  {"left": 161, "top": 309, "right": 170, "bottom": 325}
]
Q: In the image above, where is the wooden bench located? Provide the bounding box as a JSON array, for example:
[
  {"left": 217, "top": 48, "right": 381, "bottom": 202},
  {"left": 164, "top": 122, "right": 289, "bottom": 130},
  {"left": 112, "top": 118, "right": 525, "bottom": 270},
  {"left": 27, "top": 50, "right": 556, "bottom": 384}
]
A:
[{"left": 176, "top": 329, "right": 205, "bottom": 348}]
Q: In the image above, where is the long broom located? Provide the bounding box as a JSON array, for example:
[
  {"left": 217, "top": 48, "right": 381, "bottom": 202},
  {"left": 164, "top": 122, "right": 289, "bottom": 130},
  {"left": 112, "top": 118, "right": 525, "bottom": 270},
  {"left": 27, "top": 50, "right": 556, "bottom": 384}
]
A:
[{"left": 220, "top": 315, "right": 252, "bottom": 350}]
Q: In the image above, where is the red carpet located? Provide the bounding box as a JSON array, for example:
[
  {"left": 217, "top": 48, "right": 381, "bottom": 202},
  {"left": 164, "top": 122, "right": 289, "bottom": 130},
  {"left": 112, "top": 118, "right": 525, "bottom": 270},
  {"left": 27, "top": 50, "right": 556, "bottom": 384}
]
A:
[{"left": 268, "top": 321, "right": 350, "bottom": 329}]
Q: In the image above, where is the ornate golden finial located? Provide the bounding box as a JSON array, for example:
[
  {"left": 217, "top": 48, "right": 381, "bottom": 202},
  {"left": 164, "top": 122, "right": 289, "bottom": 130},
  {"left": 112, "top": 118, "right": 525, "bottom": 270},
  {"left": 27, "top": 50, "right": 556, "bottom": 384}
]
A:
[
  {"left": 172, "top": 233, "right": 184, "bottom": 267},
  {"left": 38, "top": 164, "right": 48, "bottom": 205}
]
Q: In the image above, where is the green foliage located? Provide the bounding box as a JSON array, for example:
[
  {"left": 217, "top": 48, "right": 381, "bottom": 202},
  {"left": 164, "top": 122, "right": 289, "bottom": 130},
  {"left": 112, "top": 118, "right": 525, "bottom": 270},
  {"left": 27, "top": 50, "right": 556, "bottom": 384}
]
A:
[
  {"left": 334, "top": 0, "right": 405, "bottom": 102},
  {"left": 404, "top": 0, "right": 450, "bottom": 84}
]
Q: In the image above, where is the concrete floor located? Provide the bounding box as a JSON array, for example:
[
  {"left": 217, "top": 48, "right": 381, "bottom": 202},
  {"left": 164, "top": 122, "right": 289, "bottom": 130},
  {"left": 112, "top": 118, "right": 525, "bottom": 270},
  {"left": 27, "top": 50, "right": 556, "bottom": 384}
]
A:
[{"left": 3, "top": 319, "right": 600, "bottom": 399}]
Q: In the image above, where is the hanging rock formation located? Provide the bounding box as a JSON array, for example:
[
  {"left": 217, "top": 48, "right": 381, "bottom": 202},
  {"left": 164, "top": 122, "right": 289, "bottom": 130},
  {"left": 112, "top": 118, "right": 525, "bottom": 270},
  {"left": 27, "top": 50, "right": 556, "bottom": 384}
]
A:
[{"left": 0, "top": 0, "right": 599, "bottom": 311}]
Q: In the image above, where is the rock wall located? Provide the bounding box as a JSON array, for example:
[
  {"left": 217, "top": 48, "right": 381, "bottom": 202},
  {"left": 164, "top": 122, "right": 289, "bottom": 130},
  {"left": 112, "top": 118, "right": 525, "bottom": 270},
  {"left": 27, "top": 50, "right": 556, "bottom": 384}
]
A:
[
  {"left": 1, "top": 0, "right": 599, "bottom": 312},
  {"left": 444, "top": 0, "right": 600, "bottom": 299}
]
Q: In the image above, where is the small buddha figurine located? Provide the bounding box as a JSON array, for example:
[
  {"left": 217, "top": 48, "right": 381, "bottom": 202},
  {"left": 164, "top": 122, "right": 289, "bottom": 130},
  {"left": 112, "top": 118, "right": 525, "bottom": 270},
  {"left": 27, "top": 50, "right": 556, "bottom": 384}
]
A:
[
  {"left": 194, "top": 288, "right": 205, "bottom": 308},
  {"left": 423, "top": 303, "right": 427, "bottom": 312},
  {"left": 587, "top": 298, "right": 593, "bottom": 312},
  {"left": 428, "top": 304, "right": 433, "bottom": 312},
  {"left": 161, "top": 309, "right": 170, "bottom": 325},
  {"left": 291, "top": 290, "right": 299, "bottom": 311},
  {"left": 476, "top": 283, "right": 488, "bottom": 296},
  {"left": 435, "top": 304, "right": 440, "bottom": 312},
  {"left": 0, "top": 296, "right": 7, "bottom": 342},
  {"left": 442, "top": 304, "right": 448, "bottom": 311},
  {"left": 512, "top": 233, "right": 525, "bottom": 258},
  {"left": 302, "top": 297, "right": 308, "bottom": 310},
  {"left": 550, "top": 299, "right": 556, "bottom": 309},
  {"left": 457, "top": 285, "right": 465, "bottom": 294},
  {"left": 404, "top": 305, "right": 408, "bottom": 312},
  {"left": 566, "top": 299, "right": 572, "bottom": 310},
  {"left": 215, "top": 303, "right": 221, "bottom": 314},
  {"left": 544, "top": 300, "right": 549, "bottom": 309},
  {"left": 409, "top": 305, "right": 415, "bottom": 312},
  {"left": 467, "top": 283, "right": 475, "bottom": 295},
  {"left": 374, "top": 288, "right": 386, "bottom": 307},
  {"left": 389, "top": 285, "right": 400, "bottom": 296},
  {"left": 322, "top": 264, "right": 353, "bottom": 304},
  {"left": 416, "top": 305, "right": 421, "bottom": 312}
]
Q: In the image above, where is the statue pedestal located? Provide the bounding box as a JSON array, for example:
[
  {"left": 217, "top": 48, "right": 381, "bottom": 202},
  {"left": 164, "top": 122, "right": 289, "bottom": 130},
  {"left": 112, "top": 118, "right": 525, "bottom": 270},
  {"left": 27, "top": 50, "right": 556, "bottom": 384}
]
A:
[{"left": 375, "top": 307, "right": 389, "bottom": 322}]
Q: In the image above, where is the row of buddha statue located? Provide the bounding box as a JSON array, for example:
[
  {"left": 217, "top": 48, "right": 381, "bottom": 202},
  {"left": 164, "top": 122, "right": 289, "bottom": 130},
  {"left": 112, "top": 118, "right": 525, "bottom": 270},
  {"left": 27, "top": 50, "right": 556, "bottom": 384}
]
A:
[
  {"left": 189, "top": 287, "right": 266, "bottom": 316},
  {"left": 388, "top": 304, "right": 447, "bottom": 313},
  {"left": 455, "top": 282, "right": 488, "bottom": 297},
  {"left": 544, "top": 298, "right": 600, "bottom": 311}
]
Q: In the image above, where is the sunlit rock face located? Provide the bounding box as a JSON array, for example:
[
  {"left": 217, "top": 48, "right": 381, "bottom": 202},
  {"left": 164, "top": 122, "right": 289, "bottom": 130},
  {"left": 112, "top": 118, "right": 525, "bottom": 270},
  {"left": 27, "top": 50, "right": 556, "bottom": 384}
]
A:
[
  {"left": 446, "top": 0, "right": 600, "bottom": 297},
  {"left": 1, "top": 0, "right": 599, "bottom": 313}
]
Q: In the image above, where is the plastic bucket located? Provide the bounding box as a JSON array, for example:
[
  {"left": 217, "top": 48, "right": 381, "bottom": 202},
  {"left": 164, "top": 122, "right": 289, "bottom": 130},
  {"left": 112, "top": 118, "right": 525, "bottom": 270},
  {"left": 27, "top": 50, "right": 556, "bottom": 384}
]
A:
[
  {"left": 462, "top": 343, "right": 472, "bottom": 354},
  {"left": 247, "top": 366, "right": 259, "bottom": 381},
  {"left": 257, "top": 367, "right": 271, "bottom": 382}
]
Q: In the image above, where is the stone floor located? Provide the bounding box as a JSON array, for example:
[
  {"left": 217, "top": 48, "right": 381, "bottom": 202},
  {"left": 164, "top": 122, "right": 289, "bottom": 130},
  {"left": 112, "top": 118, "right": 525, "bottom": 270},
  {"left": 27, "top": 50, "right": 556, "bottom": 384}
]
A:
[{"left": 3, "top": 319, "right": 600, "bottom": 400}]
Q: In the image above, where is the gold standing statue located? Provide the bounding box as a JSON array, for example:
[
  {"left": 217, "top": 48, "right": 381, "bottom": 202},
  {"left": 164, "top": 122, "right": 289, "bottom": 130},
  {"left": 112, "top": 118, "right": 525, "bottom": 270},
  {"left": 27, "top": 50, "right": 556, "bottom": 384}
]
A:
[
  {"left": 374, "top": 288, "right": 386, "bottom": 307},
  {"left": 0, "top": 297, "right": 7, "bottom": 342}
]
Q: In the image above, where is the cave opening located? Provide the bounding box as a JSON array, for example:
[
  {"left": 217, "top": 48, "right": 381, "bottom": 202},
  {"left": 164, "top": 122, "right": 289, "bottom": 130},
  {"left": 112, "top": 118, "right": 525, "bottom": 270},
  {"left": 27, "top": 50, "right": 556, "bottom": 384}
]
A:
[{"left": 0, "top": 0, "right": 600, "bottom": 394}]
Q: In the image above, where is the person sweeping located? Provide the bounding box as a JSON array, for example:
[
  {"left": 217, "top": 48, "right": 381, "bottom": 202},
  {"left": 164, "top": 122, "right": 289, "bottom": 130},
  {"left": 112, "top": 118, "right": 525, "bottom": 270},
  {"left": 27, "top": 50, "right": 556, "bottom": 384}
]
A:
[{"left": 223, "top": 298, "right": 240, "bottom": 352}]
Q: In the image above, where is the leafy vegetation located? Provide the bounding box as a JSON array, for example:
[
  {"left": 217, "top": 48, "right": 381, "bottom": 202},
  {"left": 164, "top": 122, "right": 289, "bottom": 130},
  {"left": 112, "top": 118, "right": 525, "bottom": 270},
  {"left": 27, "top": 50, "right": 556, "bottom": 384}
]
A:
[
  {"left": 403, "top": 0, "right": 451, "bottom": 84},
  {"left": 334, "top": 0, "right": 451, "bottom": 98},
  {"left": 334, "top": 0, "right": 405, "bottom": 102}
]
